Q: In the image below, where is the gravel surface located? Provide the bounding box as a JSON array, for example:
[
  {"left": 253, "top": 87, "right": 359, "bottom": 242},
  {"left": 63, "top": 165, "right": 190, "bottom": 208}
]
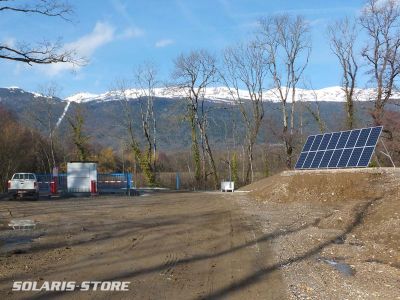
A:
[{"left": 236, "top": 168, "right": 400, "bottom": 299}]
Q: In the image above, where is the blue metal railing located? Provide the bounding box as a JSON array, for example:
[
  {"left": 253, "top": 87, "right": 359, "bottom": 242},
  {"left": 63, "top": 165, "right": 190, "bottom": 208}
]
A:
[
  {"left": 97, "top": 173, "right": 134, "bottom": 192},
  {"left": 36, "top": 173, "right": 134, "bottom": 194}
]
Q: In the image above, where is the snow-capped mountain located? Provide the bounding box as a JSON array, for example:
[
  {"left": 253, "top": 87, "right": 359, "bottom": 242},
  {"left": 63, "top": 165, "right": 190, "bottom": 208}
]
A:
[
  {"left": 0, "top": 86, "right": 391, "bottom": 150},
  {"left": 4, "top": 85, "right": 400, "bottom": 105},
  {"left": 64, "top": 86, "right": 399, "bottom": 104},
  {"left": 4, "top": 86, "right": 52, "bottom": 99}
]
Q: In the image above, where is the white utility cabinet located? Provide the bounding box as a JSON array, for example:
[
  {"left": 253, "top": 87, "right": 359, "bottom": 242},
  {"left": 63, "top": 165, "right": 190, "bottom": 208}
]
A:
[
  {"left": 221, "top": 181, "right": 234, "bottom": 192},
  {"left": 67, "top": 162, "right": 97, "bottom": 193}
]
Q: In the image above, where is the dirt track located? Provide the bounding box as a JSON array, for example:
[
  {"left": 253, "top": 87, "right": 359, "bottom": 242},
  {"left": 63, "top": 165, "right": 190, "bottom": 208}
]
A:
[{"left": 0, "top": 193, "right": 286, "bottom": 299}]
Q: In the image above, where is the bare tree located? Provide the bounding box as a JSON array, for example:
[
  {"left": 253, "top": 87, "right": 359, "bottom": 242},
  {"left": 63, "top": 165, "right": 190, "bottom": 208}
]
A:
[
  {"left": 28, "top": 83, "right": 62, "bottom": 172},
  {"left": 0, "top": 0, "right": 72, "bottom": 18},
  {"left": 0, "top": 0, "right": 82, "bottom": 66},
  {"left": 172, "top": 50, "right": 219, "bottom": 189},
  {"left": 328, "top": 17, "right": 359, "bottom": 129},
  {"left": 68, "top": 105, "right": 90, "bottom": 161},
  {"left": 134, "top": 63, "right": 158, "bottom": 171},
  {"left": 15, "top": 84, "right": 72, "bottom": 175},
  {"left": 360, "top": 0, "right": 400, "bottom": 126},
  {"left": 114, "top": 81, "right": 156, "bottom": 186},
  {"left": 300, "top": 89, "right": 326, "bottom": 134},
  {"left": 221, "top": 42, "right": 266, "bottom": 184},
  {"left": 0, "top": 107, "right": 52, "bottom": 191},
  {"left": 258, "top": 14, "right": 311, "bottom": 169}
]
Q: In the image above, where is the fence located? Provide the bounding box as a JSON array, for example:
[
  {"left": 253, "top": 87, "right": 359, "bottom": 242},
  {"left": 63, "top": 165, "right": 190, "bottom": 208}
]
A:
[
  {"left": 37, "top": 174, "right": 66, "bottom": 192},
  {"left": 36, "top": 173, "right": 134, "bottom": 194},
  {"left": 97, "top": 173, "right": 133, "bottom": 193}
]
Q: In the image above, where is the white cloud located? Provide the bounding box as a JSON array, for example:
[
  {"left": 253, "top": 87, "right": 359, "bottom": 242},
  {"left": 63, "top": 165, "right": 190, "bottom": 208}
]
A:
[
  {"left": 2, "top": 37, "right": 16, "bottom": 48},
  {"left": 112, "top": 0, "right": 145, "bottom": 36},
  {"left": 43, "top": 21, "right": 115, "bottom": 76},
  {"left": 43, "top": 62, "right": 74, "bottom": 77},
  {"left": 41, "top": 21, "right": 144, "bottom": 76},
  {"left": 117, "top": 26, "right": 144, "bottom": 40},
  {"left": 155, "top": 39, "right": 174, "bottom": 48},
  {"left": 307, "top": 18, "right": 327, "bottom": 27},
  {"left": 68, "top": 22, "right": 115, "bottom": 57}
]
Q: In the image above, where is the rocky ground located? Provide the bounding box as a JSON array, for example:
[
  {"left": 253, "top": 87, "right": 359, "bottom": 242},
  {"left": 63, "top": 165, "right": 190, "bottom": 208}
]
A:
[{"left": 237, "top": 168, "right": 400, "bottom": 299}]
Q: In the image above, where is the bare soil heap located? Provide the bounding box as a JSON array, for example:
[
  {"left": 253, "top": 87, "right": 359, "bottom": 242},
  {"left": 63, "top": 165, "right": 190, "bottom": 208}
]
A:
[{"left": 239, "top": 168, "right": 400, "bottom": 299}]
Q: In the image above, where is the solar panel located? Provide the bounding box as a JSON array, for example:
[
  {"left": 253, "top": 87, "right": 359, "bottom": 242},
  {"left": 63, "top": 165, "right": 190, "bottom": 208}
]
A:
[
  {"left": 358, "top": 147, "right": 375, "bottom": 167},
  {"left": 310, "top": 135, "right": 323, "bottom": 151},
  {"left": 319, "top": 133, "right": 332, "bottom": 150},
  {"left": 329, "top": 149, "right": 343, "bottom": 168},
  {"left": 336, "top": 131, "right": 351, "bottom": 148},
  {"left": 303, "top": 151, "right": 316, "bottom": 168},
  {"left": 347, "top": 147, "right": 363, "bottom": 167},
  {"left": 302, "top": 136, "right": 315, "bottom": 152},
  {"left": 295, "top": 126, "right": 382, "bottom": 170},
  {"left": 295, "top": 152, "right": 308, "bottom": 169},
  {"left": 355, "top": 128, "right": 371, "bottom": 147},
  {"left": 319, "top": 150, "right": 334, "bottom": 168},
  {"left": 345, "top": 130, "right": 361, "bottom": 148},
  {"left": 366, "top": 127, "right": 382, "bottom": 146},
  {"left": 311, "top": 151, "right": 324, "bottom": 168},
  {"left": 337, "top": 148, "right": 353, "bottom": 168},
  {"left": 327, "top": 132, "right": 341, "bottom": 150}
]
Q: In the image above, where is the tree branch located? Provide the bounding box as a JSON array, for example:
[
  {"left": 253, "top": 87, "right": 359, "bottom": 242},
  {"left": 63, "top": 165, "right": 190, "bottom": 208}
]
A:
[{"left": 0, "top": 0, "right": 73, "bottom": 21}]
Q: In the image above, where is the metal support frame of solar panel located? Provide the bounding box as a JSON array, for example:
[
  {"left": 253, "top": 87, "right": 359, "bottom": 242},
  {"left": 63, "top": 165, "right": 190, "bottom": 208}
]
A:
[{"left": 295, "top": 126, "right": 383, "bottom": 170}]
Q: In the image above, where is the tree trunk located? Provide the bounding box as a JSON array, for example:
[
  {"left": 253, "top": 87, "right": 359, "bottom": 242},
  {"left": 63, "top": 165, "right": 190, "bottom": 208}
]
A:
[
  {"left": 190, "top": 111, "right": 201, "bottom": 189},
  {"left": 346, "top": 92, "right": 355, "bottom": 129},
  {"left": 203, "top": 133, "right": 219, "bottom": 189}
]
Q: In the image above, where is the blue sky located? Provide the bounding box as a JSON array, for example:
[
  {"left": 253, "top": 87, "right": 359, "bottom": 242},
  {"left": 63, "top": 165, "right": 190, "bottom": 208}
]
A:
[{"left": 0, "top": 0, "right": 367, "bottom": 98}]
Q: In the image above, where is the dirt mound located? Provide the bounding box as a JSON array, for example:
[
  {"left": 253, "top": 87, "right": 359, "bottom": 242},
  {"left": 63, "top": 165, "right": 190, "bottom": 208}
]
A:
[
  {"left": 241, "top": 168, "right": 400, "bottom": 254},
  {"left": 239, "top": 168, "right": 400, "bottom": 298},
  {"left": 241, "top": 168, "right": 399, "bottom": 203}
]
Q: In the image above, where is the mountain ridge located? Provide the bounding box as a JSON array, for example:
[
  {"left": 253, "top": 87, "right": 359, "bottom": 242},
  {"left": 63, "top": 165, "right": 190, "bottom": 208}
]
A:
[
  {"left": 4, "top": 86, "right": 399, "bottom": 104},
  {"left": 64, "top": 86, "right": 388, "bottom": 104},
  {"left": 0, "top": 86, "right": 396, "bottom": 151}
]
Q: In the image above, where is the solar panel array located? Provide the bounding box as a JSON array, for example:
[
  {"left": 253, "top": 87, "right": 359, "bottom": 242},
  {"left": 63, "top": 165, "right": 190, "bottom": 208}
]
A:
[{"left": 295, "top": 126, "right": 382, "bottom": 170}]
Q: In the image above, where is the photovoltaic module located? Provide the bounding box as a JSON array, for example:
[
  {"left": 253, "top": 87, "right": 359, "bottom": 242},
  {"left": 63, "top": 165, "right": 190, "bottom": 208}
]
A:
[{"left": 295, "top": 126, "right": 383, "bottom": 170}]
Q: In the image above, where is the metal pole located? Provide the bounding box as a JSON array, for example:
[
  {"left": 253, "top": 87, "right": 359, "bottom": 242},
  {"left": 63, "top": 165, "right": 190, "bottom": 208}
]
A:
[
  {"left": 127, "top": 173, "right": 131, "bottom": 196},
  {"left": 176, "top": 173, "right": 180, "bottom": 190}
]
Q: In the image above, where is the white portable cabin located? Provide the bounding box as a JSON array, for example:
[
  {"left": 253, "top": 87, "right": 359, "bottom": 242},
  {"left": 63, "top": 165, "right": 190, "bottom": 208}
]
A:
[
  {"left": 67, "top": 162, "right": 97, "bottom": 193},
  {"left": 221, "top": 181, "right": 234, "bottom": 192}
]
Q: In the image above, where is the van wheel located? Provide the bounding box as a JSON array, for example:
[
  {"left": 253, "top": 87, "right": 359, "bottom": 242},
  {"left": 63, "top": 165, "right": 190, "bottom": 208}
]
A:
[{"left": 35, "top": 193, "right": 39, "bottom": 200}]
